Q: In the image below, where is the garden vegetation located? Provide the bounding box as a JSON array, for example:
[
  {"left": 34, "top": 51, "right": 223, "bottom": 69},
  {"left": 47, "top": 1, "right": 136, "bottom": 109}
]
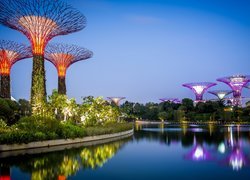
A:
[{"left": 0, "top": 90, "right": 132, "bottom": 144}]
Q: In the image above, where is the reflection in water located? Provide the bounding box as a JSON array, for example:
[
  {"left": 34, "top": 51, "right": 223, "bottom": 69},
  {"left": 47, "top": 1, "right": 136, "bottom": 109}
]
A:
[
  {"left": 218, "top": 142, "right": 226, "bottom": 154},
  {"left": 0, "top": 138, "right": 130, "bottom": 179},
  {"left": 1, "top": 124, "right": 250, "bottom": 179},
  {"left": 228, "top": 147, "right": 246, "bottom": 171},
  {"left": 0, "top": 166, "right": 10, "bottom": 180},
  {"left": 134, "top": 123, "right": 250, "bottom": 171},
  {"left": 185, "top": 145, "right": 210, "bottom": 161},
  {"left": 80, "top": 142, "right": 122, "bottom": 169}
]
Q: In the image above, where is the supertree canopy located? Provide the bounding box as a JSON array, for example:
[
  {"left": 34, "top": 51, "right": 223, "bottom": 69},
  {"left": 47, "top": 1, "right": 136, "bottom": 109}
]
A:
[
  {"left": 182, "top": 82, "right": 217, "bottom": 102},
  {"left": 217, "top": 75, "right": 250, "bottom": 106},
  {"left": 0, "top": 0, "right": 86, "bottom": 113},
  {"left": 45, "top": 43, "right": 93, "bottom": 95},
  {"left": 159, "top": 98, "right": 181, "bottom": 104},
  {"left": 208, "top": 90, "right": 232, "bottom": 100},
  {"left": 107, "top": 97, "right": 126, "bottom": 106},
  {"left": 0, "top": 40, "right": 32, "bottom": 98}
]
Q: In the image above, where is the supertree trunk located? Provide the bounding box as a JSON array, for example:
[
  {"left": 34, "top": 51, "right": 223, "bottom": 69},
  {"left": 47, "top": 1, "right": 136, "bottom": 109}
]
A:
[
  {"left": 0, "top": 74, "right": 10, "bottom": 99},
  {"left": 30, "top": 55, "right": 47, "bottom": 111},
  {"left": 58, "top": 76, "right": 66, "bottom": 95}
]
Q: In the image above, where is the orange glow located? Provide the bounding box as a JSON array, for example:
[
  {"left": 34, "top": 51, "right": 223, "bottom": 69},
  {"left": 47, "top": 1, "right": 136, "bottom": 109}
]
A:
[
  {"left": 0, "top": 50, "right": 19, "bottom": 75},
  {"left": 19, "top": 16, "right": 58, "bottom": 55},
  {"left": 49, "top": 53, "right": 74, "bottom": 77},
  {"left": 58, "top": 176, "right": 66, "bottom": 180}
]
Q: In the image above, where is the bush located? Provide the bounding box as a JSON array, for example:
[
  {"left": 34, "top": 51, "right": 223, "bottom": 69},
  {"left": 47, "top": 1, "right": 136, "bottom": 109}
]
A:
[
  {"left": 0, "top": 115, "right": 132, "bottom": 144},
  {"left": 0, "top": 119, "right": 7, "bottom": 128}
]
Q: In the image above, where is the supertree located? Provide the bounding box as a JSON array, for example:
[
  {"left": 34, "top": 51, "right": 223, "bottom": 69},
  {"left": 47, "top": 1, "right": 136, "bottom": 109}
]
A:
[
  {"left": 208, "top": 90, "right": 232, "bottom": 100},
  {"left": 45, "top": 43, "right": 93, "bottom": 95},
  {"left": 217, "top": 75, "right": 250, "bottom": 106},
  {"left": 0, "top": 0, "right": 86, "bottom": 112},
  {"left": 0, "top": 40, "right": 32, "bottom": 99},
  {"left": 107, "top": 97, "right": 126, "bottom": 106},
  {"left": 159, "top": 98, "right": 181, "bottom": 104},
  {"left": 182, "top": 82, "right": 216, "bottom": 102}
]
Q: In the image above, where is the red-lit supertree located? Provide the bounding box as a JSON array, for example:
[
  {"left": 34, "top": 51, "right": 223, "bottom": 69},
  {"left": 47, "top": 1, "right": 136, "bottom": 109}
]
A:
[
  {"left": 0, "top": 40, "right": 32, "bottom": 99},
  {"left": 45, "top": 43, "right": 93, "bottom": 95},
  {"left": 0, "top": 0, "right": 86, "bottom": 113}
]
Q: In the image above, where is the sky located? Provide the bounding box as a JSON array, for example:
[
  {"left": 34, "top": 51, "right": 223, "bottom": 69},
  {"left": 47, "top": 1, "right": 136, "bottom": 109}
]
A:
[{"left": 0, "top": 0, "right": 250, "bottom": 104}]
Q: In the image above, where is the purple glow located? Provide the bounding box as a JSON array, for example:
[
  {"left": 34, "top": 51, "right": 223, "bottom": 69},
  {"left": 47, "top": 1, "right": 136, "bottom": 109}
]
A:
[
  {"left": 159, "top": 98, "right": 181, "bottom": 104},
  {"left": 208, "top": 90, "right": 232, "bottom": 100},
  {"left": 228, "top": 148, "right": 246, "bottom": 171},
  {"left": 217, "top": 75, "right": 250, "bottom": 106},
  {"left": 107, "top": 97, "right": 125, "bottom": 106},
  {"left": 182, "top": 82, "right": 217, "bottom": 101},
  {"left": 185, "top": 145, "right": 211, "bottom": 161}
]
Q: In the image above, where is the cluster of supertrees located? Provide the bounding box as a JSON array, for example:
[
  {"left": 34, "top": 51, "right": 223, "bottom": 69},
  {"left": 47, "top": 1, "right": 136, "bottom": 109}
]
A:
[
  {"left": 0, "top": 0, "right": 93, "bottom": 113},
  {"left": 161, "top": 74, "right": 250, "bottom": 106}
]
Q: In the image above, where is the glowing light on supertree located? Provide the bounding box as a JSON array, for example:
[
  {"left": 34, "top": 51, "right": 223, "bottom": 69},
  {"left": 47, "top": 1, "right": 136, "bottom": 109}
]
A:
[
  {"left": 45, "top": 43, "right": 93, "bottom": 95},
  {"left": 0, "top": 0, "right": 86, "bottom": 113},
  {"left": 182, "top": 82, "right": 217, "bottom": 102},
  {"left": 208, "top": 90, "right": 232, "bottom": 100},
  {"left": 107, "top": 97, "right": 126, "bottom": 106},
  {"left": 159, "top": 98, "right": 181, "bottom": 104},
  {"left": 217, "top": 75, "right": 250, "bottom": 106},
  {"left": 0, "top": 40, "right": 32, "bottom": 99}
]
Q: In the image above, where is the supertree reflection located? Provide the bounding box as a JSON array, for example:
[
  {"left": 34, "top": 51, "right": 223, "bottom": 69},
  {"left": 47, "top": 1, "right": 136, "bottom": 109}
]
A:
[
  {"left": 228, "top": 147, "right": 246, "bottom": 171},
  {"left": 185, "top": 145, "right": 211, "bottom": 161}
]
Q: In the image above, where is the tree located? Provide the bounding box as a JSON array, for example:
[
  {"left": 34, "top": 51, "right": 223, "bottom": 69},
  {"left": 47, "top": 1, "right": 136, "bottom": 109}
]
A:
[{"left": 158, "top": 111, "right": 167, "bottom": 121}]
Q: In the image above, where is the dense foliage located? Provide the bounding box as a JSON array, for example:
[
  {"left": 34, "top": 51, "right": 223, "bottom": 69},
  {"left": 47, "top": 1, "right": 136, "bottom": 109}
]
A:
[
  {"left": 0, "top": 91, "right": 132, "bottom": 144},
  {"left": 120, "top": 99, "right": 250, "bottom": 122}
]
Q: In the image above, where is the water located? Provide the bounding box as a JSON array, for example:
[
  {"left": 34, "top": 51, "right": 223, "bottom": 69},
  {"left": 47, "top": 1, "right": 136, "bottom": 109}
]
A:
[{"left": 1, "top": 123, "right": 250, "bottom": 180}]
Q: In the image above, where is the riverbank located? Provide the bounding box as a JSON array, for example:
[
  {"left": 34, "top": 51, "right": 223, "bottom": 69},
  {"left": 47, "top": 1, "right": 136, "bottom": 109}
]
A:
[
  {"left": 135, "top": 120, "right": 250, "bottom": 125},
  {"left": 0, "top": 129, "right": 133, "bottom": 157}
]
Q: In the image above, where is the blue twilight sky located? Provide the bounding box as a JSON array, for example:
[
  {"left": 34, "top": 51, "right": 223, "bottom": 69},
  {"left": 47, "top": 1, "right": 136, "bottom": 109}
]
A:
[{"left": 0, "top": 0, "right": 250, "bottom": 104}]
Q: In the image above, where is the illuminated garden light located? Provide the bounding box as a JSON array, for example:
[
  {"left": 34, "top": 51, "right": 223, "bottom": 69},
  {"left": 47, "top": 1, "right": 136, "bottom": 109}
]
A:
[
  {"left": 0, "top": 0, "right": 86, "bottom": 113},
  {"left": 45, "top": 43, "right": 93, "bottom": 95},
  {"left": 208, "top": 90, "right": 232, "bottom": 100},
  {"left": 159, "top": 98, "right": 181, "bottom": 104},
  {"left": 182, "top": 82, "right": 217, "bottom": 102},
  {"left": 0, "top": 40, "right": 32, "bottom": 98},
  {"left": 217, "top": 75, "right": 250, "bottom": 106},
  {"left": 107, "top": 97, "right": 126, "bottom": 106}
]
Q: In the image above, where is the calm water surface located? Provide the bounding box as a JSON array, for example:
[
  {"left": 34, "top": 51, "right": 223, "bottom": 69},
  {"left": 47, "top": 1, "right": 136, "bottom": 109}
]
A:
[{"left": 1, "top": 123, "right": 250, "bottom": 180}]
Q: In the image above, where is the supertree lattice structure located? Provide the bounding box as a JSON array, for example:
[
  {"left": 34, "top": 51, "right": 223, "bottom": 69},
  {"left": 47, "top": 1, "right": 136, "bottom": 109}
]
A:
[
  {"left": 0, "top": 0, "right": 86, "bottom": 113},
  {"left": 0, "top": 40, "right": 32, "bottom": 98},
  {"left": 217, "top": 75, "right": 250, "bottom": 106},
  {"left": 182, "top": 82, "right": 217, "bottom": 102},
  {"left": 159, "top": 98, "right": 181, "bottom": 104},
  {"left": 208, "top": 90, "right": 232, "bottom": 100},
  {"left": 45, "top": 43, "right": 93, "bottom": 94},
  {"left": 107, "top": 97, "right": 126, "bottom": 106}
]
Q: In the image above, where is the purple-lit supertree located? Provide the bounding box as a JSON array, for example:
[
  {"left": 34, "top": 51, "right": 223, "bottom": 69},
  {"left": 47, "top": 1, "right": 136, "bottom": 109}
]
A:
[
  {"left": 45, "top": 43, "right": 93, "bottom": 95},
  {"left": 182, "top": 82, "right": 217, "bottom": 102},
  {"left": 0, "top": 40, "right": 32, "bottom": 99},
  {"left": 159, "top": 98, "right": 181, "bottom": 104},
  {"left": 208, "top": 90, "right": 232, "bottom": 100},
  {"left": 107, "top": 97, "right": 126, "bottom": 106},
  {"left": 217, "top": 75, "right": 250, "bottom": 106},
  {"left": 0, "top": 0, "right": 86, "bottom": 113}
]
